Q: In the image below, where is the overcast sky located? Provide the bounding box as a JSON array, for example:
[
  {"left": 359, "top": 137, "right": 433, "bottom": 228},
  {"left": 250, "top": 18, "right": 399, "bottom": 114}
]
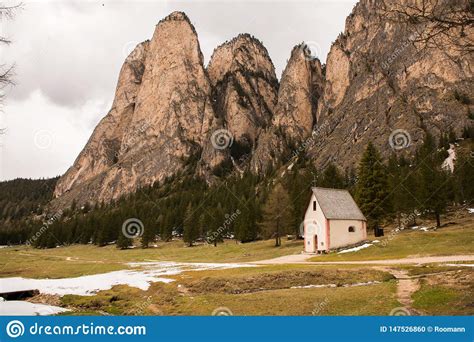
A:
[{"left": 0, "top": 0, "right": 357, "bottom": 181}]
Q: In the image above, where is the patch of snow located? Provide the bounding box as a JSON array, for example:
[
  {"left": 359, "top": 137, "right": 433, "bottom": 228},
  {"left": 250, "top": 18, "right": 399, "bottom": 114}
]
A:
[
  {"left": 411, "top": 226, "right": 430, "bottom": 231},
  {"left": 287, "top": 163, "right": 294, "bottom": 171},
  {"left": 291, "top": 284, "right": 337, "bottom": 289},
  {"left": 372, "top": 240, "right": 380, "bottom": 243},
  {"left": 0, "top": 301, "right": 69, "bottom": 316},
  {"left": 443, "top": 264, "right": 474, "bottom": 268},
  {"left": 0, "top": 262, "right": 255, "bottom": 296},
  {"left": 442, "top": 144, "right": 456, "bottom": 173},
  {"left": 342, "top": 281, "right": 381, "bottom": 287},
  {"left": 338, "top": 243, "right": 373, "bottom": 254},
  {"left": 467, "top": 208, "right": 474, "bottom": 214},
  {"left": 0, "top": 246, "right": 11, "bottom": 249}
]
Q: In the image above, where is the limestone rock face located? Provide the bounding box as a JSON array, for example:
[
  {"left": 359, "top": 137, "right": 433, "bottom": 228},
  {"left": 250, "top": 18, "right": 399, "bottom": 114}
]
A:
[
  {"left": 309, "top": 0, "right": 473, "bottom": 170},
  {"left": 207, "top": 34, "right": 278, "bottom": 144},
  {"left": 273, "top": 44, "right": 324, "bottom": 141},
  {"left": 53, "top": 12, "right": 217, "bottom": 206},
  {"left": 53, "top": 41, "right": 149, "bottom": 199}
]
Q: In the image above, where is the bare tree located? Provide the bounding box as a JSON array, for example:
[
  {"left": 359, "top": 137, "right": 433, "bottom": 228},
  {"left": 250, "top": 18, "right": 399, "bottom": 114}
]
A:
[
  {"left": 0, "top": 4, "right": 22, "bottom": 85},
  {"left": 380, "top": 0, "right": 473, "bottom": 55},
  {"left": 0, "top": 3, "right": 21, "bottom": 133}
]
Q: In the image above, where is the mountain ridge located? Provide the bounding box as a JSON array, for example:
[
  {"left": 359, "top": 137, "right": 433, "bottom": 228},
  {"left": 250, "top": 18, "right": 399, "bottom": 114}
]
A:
[{"left": 52, "top": 1, "right": 473, "bottom": 209}]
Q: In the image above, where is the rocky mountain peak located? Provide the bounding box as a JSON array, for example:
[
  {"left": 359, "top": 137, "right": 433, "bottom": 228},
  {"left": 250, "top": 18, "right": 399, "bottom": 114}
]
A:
[
  {"left": 53, "top": 11, "right": 217, "bottom": 206},
  {"left": 207, "top": 33, "right": 277, "bottom": 86},
  {"left": 206, "top": 33, "right": 278, "bottom": 147},
  {"left": 272, "top": 43, "right": 324, "bottom": 141}
]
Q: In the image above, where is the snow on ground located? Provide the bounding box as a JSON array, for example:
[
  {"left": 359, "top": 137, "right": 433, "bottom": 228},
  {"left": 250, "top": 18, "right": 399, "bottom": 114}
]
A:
[
  {"left": 443, "top": 264, "right": 474, "bottom": 268},
  {"left": 468, "top": 208, "right": 474, "bottom": 214},
  {"left": 0, "top": 262, "right": 256, "bottom": 296},
  {"left": 0, "top": 301, "right": 69, "bottom": 316},
  {"left": 291, "top": 284, "right": 337, "bottom": 289},
  {"left": 338, "top": 243, "right": 373, "bottom": 254},
  {"left": 411, "top": 226, "right": 430, "bottom": 232},
  {"left": 442, "top": 144, "right": 456, "bottom": 173}
]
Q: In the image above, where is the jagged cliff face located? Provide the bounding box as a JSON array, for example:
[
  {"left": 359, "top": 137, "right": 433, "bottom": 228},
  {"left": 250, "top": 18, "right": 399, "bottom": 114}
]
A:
[
  {"left": 207, "top": 34, "right": 278, "bottom": 145},
  {"left": 273, "top": 45, "right": 324, "bottom": 142},
  {"left": 53, "top": 2, "right": 473, "bottom": 207},
  {"left": 308, "top": 0, "right": 473, "bottom": 169},
  {"left": 53, "top": 12, "right": 217, "bottom": 206},
  {"left": 54, "top": 41, "right": 149, "bottom": 199}
]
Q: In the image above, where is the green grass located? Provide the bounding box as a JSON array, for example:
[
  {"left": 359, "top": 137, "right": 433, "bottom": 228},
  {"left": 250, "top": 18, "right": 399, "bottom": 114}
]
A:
[
  {"left": 60, "top": 265, "right": 399, "bottom": 316},
  {"left": 310, "top": 221, "right": 474, "bottom": 262},
  {"left": 0, "top": 239, "right": 303, "bottom": 279},
  {"left": 413, "top": 281, "right": 474, "bottom": 315}
]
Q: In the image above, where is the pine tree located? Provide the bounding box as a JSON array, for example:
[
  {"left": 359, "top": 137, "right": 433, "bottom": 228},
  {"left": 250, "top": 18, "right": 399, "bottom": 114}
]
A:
[
  {"left": 183, "top": 203, "right": 199, "bottom": 246},
  {"left": 454, "top": 153, "right": 474, "bottom": 204},
  {"left": 116, "top": 232, "right": 132, "bottom": 249},
  {"left": 355, "top": 142, "right": 389, "bottom": 229},
  {"left": 318, "top": 163, "right": 345, "bottom": 189},
  {"left": 259, "top": 183, "right": 293, "bottom": 247},
  {"left": 417, "top": 133, "right": 449, "bottom": 227},
  {"left": 287, "top": 164, "right": 315, "bottom": 238}
]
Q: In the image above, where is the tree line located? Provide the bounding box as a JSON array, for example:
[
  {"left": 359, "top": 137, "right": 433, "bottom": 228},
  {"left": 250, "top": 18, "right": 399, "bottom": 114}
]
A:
[{"left": 0, "top": 132, "right": 472, "bottom": 248}]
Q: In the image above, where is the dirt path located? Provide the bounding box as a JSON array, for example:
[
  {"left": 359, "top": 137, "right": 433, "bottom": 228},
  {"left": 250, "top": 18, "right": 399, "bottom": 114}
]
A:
[
  {"left": 252, "top": 254, "right": 474, "bottom": 265},
  {"left": 375, "top": 267, "right": 422, "bottom": 315}
]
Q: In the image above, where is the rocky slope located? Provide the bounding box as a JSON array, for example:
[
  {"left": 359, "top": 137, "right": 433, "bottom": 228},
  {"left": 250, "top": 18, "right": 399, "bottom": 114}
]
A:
[
  {"left": 307, "top": 0, "right": 473, "bottom": 170},
  {"left": 53, "top": 2, "right": 473, "bottom": 207},
  {"left": 53, "top": 12, "right": 218, "bottom": 206},
  {"left": 273, "top": 44, "right": 324, "bottom": 142},
  {"left": 207, "top": 34, "right": 278, "bottom": 143}
]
